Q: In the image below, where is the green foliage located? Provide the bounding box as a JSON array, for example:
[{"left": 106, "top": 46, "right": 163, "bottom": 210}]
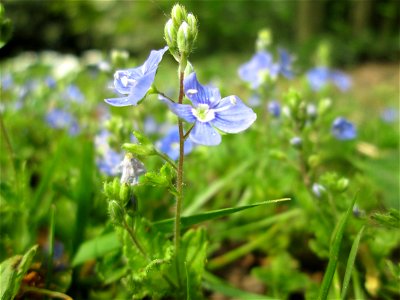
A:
[
  {"left": 0, "top": 245, "right": 38, "bottom": 300},
  {"left": 0, "top": 4, "right": 12, "bottom": 48}
]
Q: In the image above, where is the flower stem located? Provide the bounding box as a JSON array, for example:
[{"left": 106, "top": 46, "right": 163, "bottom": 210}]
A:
[
  {"left": 174, "top": 70, "right": 185, "bottom": 287},
  {"left": 122, "top": 218, "right": 149, "bottom": 260}
]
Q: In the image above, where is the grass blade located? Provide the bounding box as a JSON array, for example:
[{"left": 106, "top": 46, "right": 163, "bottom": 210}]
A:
[
  {"left": 341, "top": 226, "right": 365, "bottom": 300},
  {"left": 154, "top": 198, "right": 290, "bottom": 233},
  {"left": 317, "top": 195, "right": 357, "bottom": 300}
]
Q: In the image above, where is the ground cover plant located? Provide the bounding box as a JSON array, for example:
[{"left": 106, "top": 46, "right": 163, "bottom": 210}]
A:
[{"left": 0, "top": 3, "right": 399, "bottom": 300}]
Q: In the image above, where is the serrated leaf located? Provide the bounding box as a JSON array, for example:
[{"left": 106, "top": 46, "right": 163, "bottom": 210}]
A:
[
  {"left": 154, "top": 198, "right": 290, "bottom": 233},
  {"left": 0, "top": 245, "right": 38, "bottom": 300},
  {"left": 371, "top": 208, "right": 400, "bottom": 229}
]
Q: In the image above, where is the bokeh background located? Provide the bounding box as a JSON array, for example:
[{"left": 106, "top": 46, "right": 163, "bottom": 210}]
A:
[{"left": 2, "top": 0, "right": 399, "bottom": 66}]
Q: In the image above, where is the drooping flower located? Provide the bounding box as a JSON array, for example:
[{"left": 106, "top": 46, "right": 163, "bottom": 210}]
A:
[
  {"left": 238, "top": 51, "right": 280, "bottom": 89},
  {"left": 45, "top": 108, "right": 80, "bottom": 136},
  {"left": 331, "top": 117, "right": 356, "bottom": 140},
  {"left": 267, "top": 100, "right": 281, "bottom": 117},
  {"left": 120, "top": 154, "right": 146, "bottom": 185},
  {"left": 156, "top": 127, "right": 194, "bottom": 160},
  {"left": 163, "top": 72, "right": 257, "bottom": 146},
  {"left": 105, "top": 46, "right": 169, "bottom": 107}
]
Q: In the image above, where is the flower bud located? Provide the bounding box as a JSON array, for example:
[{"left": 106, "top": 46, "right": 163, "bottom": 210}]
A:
[
  {"left": 256, "top": 28, "right": 272, "bottom": 52},
  {"left": 108, "top": 200, "right": 125, "bottom": 226},
  {"left": 177, "top": 22, "right": 191, "bottom": 56},
  {"left": 164, "top": 19, "right": 177, "bottom": 50},
  {"left": 187, "top": 13, "right": 198, "bottom": 41},
  {"left": 336, "top": 177, "right": 349, "bottom": 192},
  {"left": 111, "top": 50, "right": 129, "bottom": 68},
  {"left": 171, "top": 4, "right": 187, "bottom": 27},
  {"left": 119, "top": 183, "right": 132, "bottom": 206},
  {"left": 308, "top": 154, "right": 321, "bottom": 168},
  {"left": 318, "top": 98, "right": 332, "bottom": 116}
]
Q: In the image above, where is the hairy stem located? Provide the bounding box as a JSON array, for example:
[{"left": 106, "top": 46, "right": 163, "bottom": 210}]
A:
[
  {"left": 122, "top": 218, "right": 149, "bottom": 260},
  {"left": 174, "top": 70, "right": 185, "bottom": 287}
]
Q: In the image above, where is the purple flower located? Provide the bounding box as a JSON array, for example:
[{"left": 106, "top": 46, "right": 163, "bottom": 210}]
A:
[
  {"left": 267, "top": 100, "right": 281, "bottom": 117},
  {"left": 105, "top": 46, "right": 169, "bottom": 106},
  {"left": 238, "top": 51, "right": 280, "bottom": 89},
  {"left": 278, "top": 48, "right": 294, "bottom": 79},
  {"left": 45, "top": 108, "right": 80, "bottom": 136},
  {"left": 156, "top": 127, "right": 194, "bottom": 160},
  {"left": 163, "top": 73, "right": 257, "bottom": 146},
  {"left": 97, "top": 148, "right": 124, "bottom": 176},
  {"left": 332, "top": 117, "right": 356, "bottom": 140}
]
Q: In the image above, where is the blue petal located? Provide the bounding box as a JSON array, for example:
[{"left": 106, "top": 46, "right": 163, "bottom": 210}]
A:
[
  {"left": 211, "top": 96, "right": 257, "bottom": 133},
  {"left": 105, "top": 96, "right": 134, "bottom": 107},
  {"left": 307, "top": 67, "right": 330, "bottom": 91},
  {"left": 142, "top": 46, "right": 169, "bottom": 74},
  {"left": 114, "top": 68, "right": 143, "bottom": 94},
  {"left": 331, "top": 71, "right": 351, "bottom": 92},
  {"left": 160, "top": 98, "right": 196, "bottom": 123},
  {"left": 190, "top": 122, "right": 221, "bottom": 146},
  {"left": 238, "top": 51, "right": 274, "bottom": 89},
  {"left": 184, "top": 73, "right": 220, "bottom": 106}
]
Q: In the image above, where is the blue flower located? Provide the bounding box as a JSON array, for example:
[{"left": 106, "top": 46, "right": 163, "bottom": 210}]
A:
[
  {"left": 312, "top": 183, "right": 326, "bottom": 198},
  {"left": 307, "top": 67, "right": 331, "bottom": 91},
  {"left": 331, "top": 71, "right": 351, "bottom": 91},
  {"left": 45, "top": 108, "right": 80, "bottom": 136},
  {"left": 278, "top": 48, "right": 294, "bottom": 79},
  {"left": 163, "top": 73, "right": 257, "bottom": 146},
  {"left": 63, "top": 84, "right": 85, "bottom": 103},
  {"left": 267, "top": 100, "right": 281, "bottom": 117},
  {"left": 332, "top": 117, "right": 356, "bottom": 140},
  {"left": 105, "top": 46, "right": 169, "bottom": 106},
  {"left": 238, "top": 51, "right": 280, "bottom": 89},
  {"left": 45, "top": 76, "right": 56, "bottom": 89},
  {"left": 1, "top": 73, "right": 13, "bottom": 91},
  {"left": 307, "top": 67, "right": 351, "bottom": 92},
  {"left": 381, "top": 107, "right": 398, "bottom": 123},
  {"left": 97, "top": 148, "right": 124, "bottom": 176},
  {"left": 248, "top": 93, "right": 261, "bottom": 106},
  {"left": 156, "top": 127, "right": 194, "bottom": 160}
]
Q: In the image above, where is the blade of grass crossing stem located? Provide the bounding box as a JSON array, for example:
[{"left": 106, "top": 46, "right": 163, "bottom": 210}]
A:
[
  {"left": 341, "top": 226, "right": 365, "bottom": 300},
  {"left": 45, "top": 205, "right": 56, "bottom": 289},
  {"left": 183, "top": 158, "right": 255, "bottom": 215},
  {"left": 72, "top": 140, "right": 94, "bottom": 255},
  {"left": 203, "top": 272, "right": 275, "bottom": 300},
  {"left": 154, "top": 198, "right": 290, "bottom": 233},
  {"left": 317, "top": 195, "right": 357, "bottom": 300}
]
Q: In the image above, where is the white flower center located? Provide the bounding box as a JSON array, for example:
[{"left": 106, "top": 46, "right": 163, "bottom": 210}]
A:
[
  {"left": 192, "top": 104, "right": 215, "bottom": 123},
  {"left": 119, "top": 75, "right": 137, "bottom": 87},
  {"left": 187, "top": 89, "right": 198, "bottom": 95}
]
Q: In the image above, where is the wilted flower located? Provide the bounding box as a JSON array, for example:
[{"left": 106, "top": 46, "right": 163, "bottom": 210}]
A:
[
  {"left": 332, "top": 117, "right": 356, "bottom": 140},
  {"left": 156, "top": 127, "right": 194, "bottom": 160},
  {"left": 267, "top": 100, "right": 281, "bottom": 117},
  {"left": 105, "top": 46, "right": 169, "bottom": 106},
  {"left": 163, "top": 72, "right": 257, "bottom": 146},
  {"left": 120, "top": 154, "right": 146, "bottom": 185},
  {"left": 45, "top": 108, "right": 80, "bottom": 136},
  {"left": 238, "top": 51, "right": 280, "bottom": 89}
]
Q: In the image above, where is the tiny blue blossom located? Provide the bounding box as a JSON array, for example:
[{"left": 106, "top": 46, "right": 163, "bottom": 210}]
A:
[
  {"left": 238, "top": 51, "right": 280, "bottom": 89},
  {"left": 267, "top": 100, "right": 281, "bottom": 117},
  {"left": 63, "top": 84, "right": 85, "bottom": 103},
  {"left": 332, "top": 117, "right": 356, "bottom": 140},
  {"left": 307, "top": 103, "right": 317, "bottom": 119},
  {"left": 331, "top": 71, "right": 351, "bottom": 91},
  {"left": 248, "top": 93, "right": 261, "bottom": 107},
  {"left": 290, "top": 136, "right": 302, "bottom": 147},
  {"left": 45, "top": 108, "right": 80, "bottom": 136},
  {"left": 278, "top": 48, "right": 294, "bottom": 79},
  {"left": 381, "top": 107, "right": 398, "bottom": 123},
  {"left": 105, "top": 46, "right": 169, "bottom": 107},
  {"left": 163, "top": 73, "right": 257, "bottom": 146},
  {"left": 1, "top": 73, "right": 13, "bottom": 91},
  {"left": 307, "top": 67, "right": 351, "bottom": 92},
  {"left": 156, "top": 127, "right": 194, "bottom": 160},
  {"left": 45, "top": 76, "right": 57, "bottom": 89}
]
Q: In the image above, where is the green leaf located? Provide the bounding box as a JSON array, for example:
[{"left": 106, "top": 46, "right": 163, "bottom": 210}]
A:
[
  {"left": 0, "top": 245, "right": 38, "bottom": 300},
  {"left": 341, "top": 226, "right": 365, "bottom": 300},
  {"left": 203, "top": 272, "right": 275, "bottom": 300},
  {"left": 317, "top": 195, "right": 357, "bottom": 300},
  {"left": 154, "top": 198, "right": 290, "bottom": 233},
  {"left": 0, "top": 4, "right": 12, "bottom": 48},
  {"left": 371, "top": 208, "right": 400, "bottom": 229},
  {"left": 72, "top": 233, "right": 121, "bottom": 267}
]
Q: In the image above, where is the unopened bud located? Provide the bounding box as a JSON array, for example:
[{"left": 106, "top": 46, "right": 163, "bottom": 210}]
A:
[
  {"left": 187, "top": 13, "right": 198, "bottom": 41},
  {"left": 111, "top": 50, "right": 129, "bottom": 68},
  {"left": 336, "top": 177, "right": 349, "bottom": 192},
  {"left": 177, "top": 22, "right": 191, "bottom": 55},
  {"left": 108, "top": 200, "right": 125, "bottom": 225},
  {"left": 318, "top": 98, "right": 332, "bottom": 116},
  {"left": 256, "top": 28, "right": 272, "bottom": 52},
  {"left": 119, "top": 183, "right": 132, "bottom": 206},
  {"left": 171, "top": 4, "right": 187, "bottom": 27}
]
